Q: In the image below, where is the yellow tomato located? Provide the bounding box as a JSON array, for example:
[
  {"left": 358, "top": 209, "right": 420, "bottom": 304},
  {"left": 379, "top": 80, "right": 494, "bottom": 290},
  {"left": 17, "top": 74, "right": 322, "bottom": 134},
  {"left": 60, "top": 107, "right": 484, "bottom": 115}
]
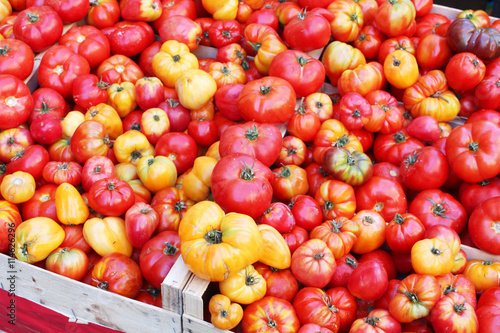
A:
[
  {"left": 384, "top": 49, "right": 419, "bottom": 89},
  {"left": 202, "top": 0, "right": 238, "bottom": 20},
  {"left": 175, "top": 69, "right": 217, "bottom": 110},
  {"left": 179, "top": 201, "right": 264, "bottom": 281},
  {"left": 0, "top": 0, "right": 12, "bottom": 22},
  {"left": 137, "top": 155, "right": 177, "bottom": 193},
  {"left": 182, "top": 156, "right": 218, "bottom": 202},
  {"left": 152, "top": 40, "right": 199, "bottom": 88},
  {"left": 55, "top": 183, "right": 89, "bottom": 226},
  {"left": 1, "top": 171, "right": 35, "bottom": 204},
  {"left": 209, "top": 294, "right": 243, "bottom": 330},
  {"left": 15, "top": 217, "right": 65, "bottom": 263},
  {"left": 219, "top": 264, "right": 266, "bottom": 304},
  {"left": 411, "top": 238, "right": 454, "bottom": 276},
  {"left": 114, "top": 130, "right": 155, "bottom": 165},
  {"left": 61, "top": 111, "right": 85, "bottom": 138},
  {"left": 83, "top": 217, "right": 133, "bottom": 257},
  {"left": 85, "top": 103, "right": 123, "bottom": 140},
  {"left": 107, "top": 82, "right": 137, "bottom": 118},
  {"left": 257, "top": 224, "right": 291, "bottom": 269},
  {"left": 114, "top": 163, "right": 138, "bottom": 182}
]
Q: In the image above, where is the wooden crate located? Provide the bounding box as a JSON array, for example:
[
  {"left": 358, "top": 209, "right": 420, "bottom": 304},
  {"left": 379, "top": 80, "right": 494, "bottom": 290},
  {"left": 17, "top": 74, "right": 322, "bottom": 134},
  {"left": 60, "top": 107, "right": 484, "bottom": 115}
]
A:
[
  {"left": 0, "top": 253, "right": 191, "bottom": 333},
  {"left": 23, "top": 18, "right": 88, "bottom": 93}
]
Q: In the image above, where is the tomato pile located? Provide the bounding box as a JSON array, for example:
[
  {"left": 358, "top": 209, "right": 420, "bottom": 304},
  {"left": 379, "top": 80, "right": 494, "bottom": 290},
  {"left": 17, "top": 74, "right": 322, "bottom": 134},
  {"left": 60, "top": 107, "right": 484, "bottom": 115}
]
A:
[{"left": 1, "top": 0, "right": 500, "bottom": 331}]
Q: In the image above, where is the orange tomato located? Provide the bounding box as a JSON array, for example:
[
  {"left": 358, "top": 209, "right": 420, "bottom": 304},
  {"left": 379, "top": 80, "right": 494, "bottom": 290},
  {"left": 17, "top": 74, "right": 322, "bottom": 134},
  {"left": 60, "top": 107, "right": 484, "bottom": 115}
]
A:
[
  {"left": 15, "top": 217, "right": 65, "bottom": 263},
  {"left": 1, "top": 171, "right": 35, "bottom": 204},
  {"left": 384, "top": 49, "right": 419, "bottom": 89}
]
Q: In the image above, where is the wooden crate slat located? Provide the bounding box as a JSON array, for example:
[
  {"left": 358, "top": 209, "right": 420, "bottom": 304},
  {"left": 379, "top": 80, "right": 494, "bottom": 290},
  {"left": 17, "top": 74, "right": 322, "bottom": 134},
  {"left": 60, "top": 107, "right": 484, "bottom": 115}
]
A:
[
  {"left": 461, "top": 245, "right": 500, "bottom": 262},
  {"left": 183, "top": 314, "right": 233, "bottom": 333},
  {"left": 161, "top": 256, "right": 191, "bottom": 313},
  {"left": 0, "top": 254, "right": 182, "bottom": 333},
  {"left": 182, "top": 274, "right": 210, "bottom": 319},
  {"left": 430, "top": 3, "right": 498, "bottom": 21}
]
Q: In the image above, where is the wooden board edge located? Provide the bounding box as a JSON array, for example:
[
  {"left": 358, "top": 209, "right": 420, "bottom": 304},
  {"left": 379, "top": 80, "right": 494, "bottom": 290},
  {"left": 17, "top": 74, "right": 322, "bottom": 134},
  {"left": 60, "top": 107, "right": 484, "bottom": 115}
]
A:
[
  {"left": 461, "top": 245, "right": 500, "bottom": 262},
  {"left": 182, "top": 274, "right": 211, "bottom": 319},
  {"left": 183, "top": 314, "right": 233, "bottom": 333},
  {"left": 161, "top": 256, "right": 192, "bottom": 314},
  {"left": 430, "top": 4, "right": 498, "bottom": 21},
  {"left": 0, "top": 254, "right": 181, "bottom": 333}
]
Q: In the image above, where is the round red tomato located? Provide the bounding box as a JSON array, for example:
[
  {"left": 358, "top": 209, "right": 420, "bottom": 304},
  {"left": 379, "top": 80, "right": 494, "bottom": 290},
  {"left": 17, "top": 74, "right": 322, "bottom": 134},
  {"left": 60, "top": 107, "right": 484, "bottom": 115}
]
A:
[
  {"left": 355, "top": 176, "right": 407, "bottom": 222},
  {"left": 237, "top": 76, "right": 296, "bottom": 124},
  {"left": 400, "top": 146, "right": 449, "bottom": 191},
  {"left": 293, "top": 287, "right": 341, "bottom": 332},
  {"left": 253, "top": 262, "right": 299, "bottom": 303},
  {"left": 211, "top": 153, "right": 274, "bottom": 219},
  {"left": 348, "top": 261, "right": 389, "bottom": 301},
  {"left": 88, "top": 177, "right": 135, "bottom": 217},
  {"left": 0, "top": 74, "right": 33, "bottom": 130},
  {"left": 409, "top": 188, "right": 468, "bottom": 234},
  {"left": 139, "top": 230, "right": 180, "bottom": 289},
  {"left": 468, "top": 197, "right": 500, "bottom": 255},
  {"left": 445, "top": 52, "right": 485, "bottom": 92},
  {"left": 91, "top": 252, "right": 142, "bottom": 298},
  {"left": 269, "top": 50, "right": 325, "bottom": 98},
  {"left": 13, "top": 6, "right": 63, "bottom": 53},
  {"left": 0, "top": 39, "right": 34, "bottom": 80},
  {"left": 291, "top": 239, "right": 336, "bottom": 289},
  {"left": 373, "top": 129, "right": 425, "bottom": 166},
  {"left": 155, "top": 132, "right": 198, "bottom": 175},
  {"left": 29, "top": 113, "right": 63, "bottom": 145}
]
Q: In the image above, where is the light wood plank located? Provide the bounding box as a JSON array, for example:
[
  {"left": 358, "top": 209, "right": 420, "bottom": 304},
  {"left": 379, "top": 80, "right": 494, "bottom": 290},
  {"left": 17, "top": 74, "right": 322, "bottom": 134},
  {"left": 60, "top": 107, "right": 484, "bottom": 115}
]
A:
[
  {"left": 461, "top": 245, "right": 500, "bottom": 262},
  {"left": 430, "top": 4, "right": 498, "bottom": 21},
  {"left": 182, "top": 274, "right": 210, "bottom": 319},
  {"left": 183, "top": 314, "right": 234, "bottom": 333},
  {"left": 161, "top": 256, "right": 192, "bottom": 314},
  {"left": 0, "top": 254, "right": 182, "bottom": 333}
]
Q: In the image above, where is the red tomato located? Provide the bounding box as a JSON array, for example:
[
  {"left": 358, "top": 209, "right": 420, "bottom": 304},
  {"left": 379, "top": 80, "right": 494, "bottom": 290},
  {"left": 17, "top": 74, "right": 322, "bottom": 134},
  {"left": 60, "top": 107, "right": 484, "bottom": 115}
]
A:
[
  {"left": 46, "top": 247, "right": 89, "bottom": 281},
  {"left": 373, "top": 129, "right": 425, "bottom": 166},
  {"left": 291, "top": 239, "right": 336, "bottom": 289},
  {"left": 187, "top": 119, "right": 219, "bottom": 147},
  {"left": 475, "top": 75, "right": 500, "bottom": 111},
  {"left": 0, "top": 39, "right": 34, "bottom": 80},
  {"left": 125, "top": 202, "right": 159, "bottom": 249},
  {"left": 446, "top": 120, "right": 500, "bottom": 183},
  {"left": 400, "top": 146, "right": 449, "bottom": 191},
  {"left": 409, "top": 188, "right": 468, "bottom": 234},
  {"left": 445, "top": 52, "right": 485, "bottom": 92},
  {"left": 468, "top": 197, "right": 500, "bottom": 255},
  {"left": 139, "top": 230, "right": 180, "bottom": 289},
  {"left": 29, "top": 113, "right": 63, "bottom": 145},
  {"left": 430, "top": 293, "right": 478, "bottom": 333},
  {"left": 327, "top": 254, "right": 358, "bottom": 289},
  {"left": 386, "top": 213, "right": 425, "bottom": 254},
  {"left": 476, "top": 305, "right": 500, "bottom": 333},
  {"left": 478, "top": 286, "right": 500, "bottom": 308},
  {"left": 374, "top": 279, "right": 402, "bottom": 310},
  {"left": 348, "top": 260, "right": 388, "bottom": 302},
  {"left": 157, "top": 15, "right": 201, "bottom": 51},
  {"left": 102, "top": 21, "right": 155, "bottom": 57},
  {"left": 155, "top": 132, "right": 197, "bottom": 175},
  {"left": 211, "top": 153, "right": 274, "bottom": 218},
  {"left": 268, "top": 50, "right": 325, "bottom": 98},
  {"left": 242, "top": 296, "right": 300, "bottom": 333},
  {"left": 42, "top": 161, "right": 82, "bottom": 186},
  {"left": 59, "top": 224, "right": 91, "bottom": 254},
  {"left": 293, "top": 287, "right": 341, "bottom": 331},
  {"left": 436, "top": 273, "right": 477, "bottom": 310},
  {"left": 207, "top": 19, "right": 242, "bottom": 48},
  {"left": 135, "top": 281, "right": 162, "bottom": 308},
  {"left": 459, "top": 177, "right": 500, "bottom": 216},
  {"left": 253, "top": 262, "right": 299, "bottom": 303},
  {"left": 29, "top": 87, "right": 66, "bottom": 124},
  {"left": 88, "top": 177, "right": 135, "bottom": 217},
  {"left": 283, "top": 8, "right": 331, "bottom": 52},
  {"left": 289, "top": 194, "right": 323, "bottom": 232},
  {"left": 21, "top": 184, "right": 58, "bottom": 223},
  {"left": 0, "top": 74, "right": 33, "bottom": 130},
  {"left": 154, "top": 0, "right": 197, "bottom": 32},
  {"left": 237, "top": 76, "right": 296, "bottom": 124},
  {"left": 358, "top": 249, "right": 398, "bottom": 281},
  {"left": 350, "top": 309, "right": 401, "bottom": 333},
  {"left": 157, "top": 99, "right": 191, "bottom": 133},
  {"left": 81, "top": 156, "right": 115, "bottom": 193},
  {"left": 257, "top": 202, "right": 295, "bottom": 234},
  {"left": 138, "top": 41, "right": 162, "bottom": 77},
  {"left": 13, "top": 6, "right": 63, "bottom": 53},
  {"left": 91, "top": 252, "right": 142, "bottom": 298},
  {"left": 5, "top": 145, "right": 49, "bottom": 181},
  {"left": 281, "top": 225, "right": 309, "bottom": 255},
  {"left": 150, "top": 187, "right": 194, "bottom": 233},
  {"left": 37, "top": 45, "right": 91, "bottom": 99},
  {"left": 219, "top": 121, "right": 282, "bottom": 168},
  {"left": 87, "top": 0, "right": 121, "bottom": 29},
  {"left": 45, "top": 0, "right": 89, "bottom": 23},
  {"left": 355, "top": 176, "right": 407, "bottom": 222}
]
